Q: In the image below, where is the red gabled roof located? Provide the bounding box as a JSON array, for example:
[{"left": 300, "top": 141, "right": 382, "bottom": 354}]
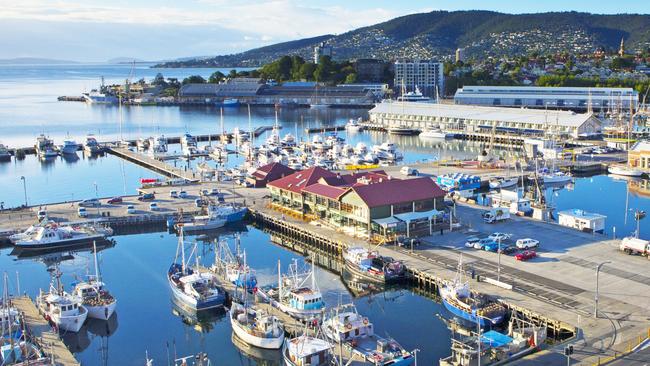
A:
[
  {"left": 348, "top": 177, "right": 445, "bottom": 208},
  {"left": 267, "top": 166, "right": 337, "bottom": 193},
  {"left": 302, "top": 183, "right": 349, "bottom": 199},
  {"left": 252, "top": 163, "right": 295, "bottom": 181}
]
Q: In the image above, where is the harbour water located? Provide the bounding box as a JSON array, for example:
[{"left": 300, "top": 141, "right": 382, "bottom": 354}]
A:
[
  {"left": 1, "top": 63, "right": 650, "bottom": 365},
  {"left": 0, "top": 227, "right": 452, "bottom": 365}
]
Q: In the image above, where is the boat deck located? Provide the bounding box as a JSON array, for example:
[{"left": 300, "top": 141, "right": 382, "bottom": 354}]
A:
[{"left": 11, "top": 295, "right": 81, "bottom": 366}]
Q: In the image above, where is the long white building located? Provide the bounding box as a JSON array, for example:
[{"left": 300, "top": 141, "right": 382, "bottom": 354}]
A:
[
  {"left": 368, "top": 101, "right": 602, "bottom": 139},
  {"left": 454, "top": 86, "right": 638, "bottom": 112}
]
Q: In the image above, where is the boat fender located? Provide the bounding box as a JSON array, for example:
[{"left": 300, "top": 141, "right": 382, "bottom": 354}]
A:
[
  {"left": 345, "top": 323, "right": 352, "bottom": 330},
  {"left": 363, "top": 318, "right": 368, "bottom": 325}
]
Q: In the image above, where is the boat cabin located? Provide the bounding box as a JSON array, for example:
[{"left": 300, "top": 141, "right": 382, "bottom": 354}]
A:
[
  {"left": 286, "top": 337, "right": 332, "bottom": 366},
  {"left": 288, "top": 287, "right": 324, "bottom": 311}
]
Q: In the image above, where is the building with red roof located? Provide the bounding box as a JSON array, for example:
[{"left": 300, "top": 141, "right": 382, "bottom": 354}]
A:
[
  {"left": 268, "top": 167, "right": 446, "bottom": 238},
  {"left": 247, "top": 163, "right": 295, "bottom": 188}
]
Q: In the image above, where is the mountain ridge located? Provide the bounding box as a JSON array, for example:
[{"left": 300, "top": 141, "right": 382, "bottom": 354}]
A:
[{"left": 157, "top": 10, "right": 650, "bottom": 68}]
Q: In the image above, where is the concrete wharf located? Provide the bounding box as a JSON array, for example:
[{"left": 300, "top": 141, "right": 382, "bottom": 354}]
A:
[
  {"left": 106, "top": 147, "right": 200, "bottom": 182},
  {"left": 11, "top": 296, "right": 80, "bottom": 366},
  {"left": 304, "top": 125, "right": 346, "bottom": 134}
]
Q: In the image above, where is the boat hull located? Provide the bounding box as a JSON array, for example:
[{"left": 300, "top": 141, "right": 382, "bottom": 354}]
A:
[
  {"left": 15, "top": 234, "right": 107, "bottom": 250},
  {"left": 168, "top": 276, "right": 225, "bottom": 311},
  {"left": 441, "top": 296, "right": 503, "bottom": 327},
  {"left": 230, "top": 312, "right": 284, "bottom": 349},
  {"left": 85, "top": 300, "right": 117, "bottom": 320},
  {"left": 344, "top": 261, "right": 403, "bottom": 284},
  {"left": 608, "top": 166, "right": 644, "bottom": 177}
]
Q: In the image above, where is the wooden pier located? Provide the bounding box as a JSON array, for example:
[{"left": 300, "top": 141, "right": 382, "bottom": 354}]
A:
[
  {"left": 11, "top": 296, "right": 80, "bottom": 366},
  {"left": 106, "top": 147, "right": 200, "bottom": 182}
]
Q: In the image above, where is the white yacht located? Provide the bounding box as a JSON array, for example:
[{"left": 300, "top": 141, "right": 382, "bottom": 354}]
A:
[
  {"left": 230, "top": 302, "right": 284, "bottom": 349},
  {"left": 489, "top": 176, "right": 519, "bottom": 190},
  {"left": 14, "top": 223, "right": 113, "bottom": 250},
  {"left": 541, "top": 171, "right": 573, "bottom": 184},
  {"left": 58, "top": 140, "right": 78, "bottom": 155},
  {"left": 419, "top": 128, "right": 452, "bottom": 139},
  {"left": 36, "top": 270, "right": 88, "bottom": 332},
  {"left": 608, "top": 165, "right": 644, "bottom": 177},
  {"left": 345, "top": 118, "right": 364, "bottom": 132},
  {"left": 373, "top": 142, "right": 403, "bottom": 161},
  {"left": 396, "top": 86, "right": 431, "bottom": 103},
  {"left": 84, "top": 135, "right": 102, "bottom": 154},
  {"left": 281, "top": 133, "right": 297, "bottom": 147},
  {"left": 35, "top": 134, "right": 58, "bottom": 158},
  {"left": 181, "top": 133, "right": 198, "bottom": 156}
]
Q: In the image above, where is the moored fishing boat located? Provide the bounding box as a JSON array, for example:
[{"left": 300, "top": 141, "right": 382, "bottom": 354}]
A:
[
  {"left": 212, "top": 236, "right": 258, "bottom": 291},
  {"left": 439, "top": 256, "right": 506, "bottom": 327},
  {"left": 343, "top": 247, "right": 405, "bottom": 284},
  {"left": 168, "top": 228, "right": 226, "bottom": 311},
  {"left": 207, "top": 203, "right": 248, "bottom": 223},
  {"left": 488, "top": 176, "right": 518, "bottom": 190},
  {"left": 84, "top": 135, "right": 103, "bottom": 154},
  {"left": 282, "top": 334, "right": 333, "bottom": 366},
  {"left": 229, "top": 302, "right": 284, "bottom": 349},
  {"left": 36, "top": 268, "right": 88, "bottom": 332},
  {"left": 72, "top": 242, "right": 117, "bottom": 320},
  {"left": 256, "top": 259, "right": 324, "bottom": 321},
  {"left": 322, "top": 303, "right": 414, "bottom": 366}
]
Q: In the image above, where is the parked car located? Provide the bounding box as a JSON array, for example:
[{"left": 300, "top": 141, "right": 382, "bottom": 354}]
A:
[
  {"left": 516, "top": 238, "right": 540, "bottom": 249},
  {"left": 400, "top": 166, "right": 419, "bottom": 176},
  {"left": 474, "top": 238, "right": 495, "bottom": 250},
  {"left": 138, "top": 193, "right": 155, "bottom": 201},
  {"left": 79, "top": 198, "right": 100, "bottom": 207},
  {"left": 200, "top": 189, "right": 210, "bottom": 196},
  {"left": 209, "top": 188, "right": 219, "bottom": 196},
  {"left": 107, "top": 197, "right": 123, "bottom": 204},
  {"left": 169, "top": 190, "right": 178, "bottom": 198},
  {"left": 149, "top": 202, "right": 159, "bottom": 211},
  {"left": 488, "top": 232, "right": 512, "bottom": 242},
  {"left": 178, "top": 191, "right": 188, "bottom": 198},
  {"left": 194, "top": 198, "right": 203, "bottom": 208},
  {"left": 498, "top": 246, "right": 518, "bottom": 255},
  {"left": 515, "top": 250, "right": 537, "bottom": 261},
  {"left": 77, "top": 207, "right": 88, "bottom": 217},
  {"left": 484, "top": 242, "right": 501, "bottom": 252},
  {"left": 464, "top": 236, "right": 482, "bottom": 248},
  {"left": 37, "top": 210, "right": 47, "bottom": 220},
  {"left": 126, "top": 204, "right": 136, "bottom": 214}
]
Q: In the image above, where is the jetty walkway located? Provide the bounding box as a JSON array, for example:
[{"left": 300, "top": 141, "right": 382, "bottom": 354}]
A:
[
  {"left": 12, "top": 296, "right": 80, "bottom": 366},
  {"left": 107, "top": 147, "right": 200, "bottom": 182}
]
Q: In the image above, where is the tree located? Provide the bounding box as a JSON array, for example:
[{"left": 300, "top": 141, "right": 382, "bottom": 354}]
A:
[
  {"left": 182, "top": 75, "right": 206, "bottom": 84},
  {"left": 208, "top": 71, "right": 225, "bottom": 83},
  {"left": 344, "top": 73, "right": 357, "bottom": 84},
  {"left": 152, "top": 73, "right": 166, "bottom": 86},
  {"left": 228, "top": 69, "right": 238, "bottom": 79},
  {"left": 299, "top": 63, "right": 316, "bottom": 81}
]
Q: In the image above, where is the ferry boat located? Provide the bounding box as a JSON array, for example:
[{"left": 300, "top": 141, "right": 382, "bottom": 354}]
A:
[
  {"left": 283, "top": 334, "right": 333, "bottom": 366},
  {"left": 256, "top": 259, "right": 325, "bottom": 321},
  {"left": 322, "top": 303, "right": 414, "bottom": 366},
  {"left": 0, "top": 143, "right": 11, "bottom": 160},
  {"left": 488, "top": 176, "right": 518, "bottom": 190},
  {"left": 72, "top": 243, "right": 117, "bottom": 320},
  {"left": 439, "top": 256, "right": 506, "bottom": 327},
  {"left": 229, "top": 302, "right": 284, "bottom": 349},
  {"left": 36, "top": 269, "right": 88, "bottom": 332},
  {"left": 343, "top": 247, "right": 405, "bottom": 284},
  {"left": 14, "top": 223, "right": 113, "bottom": 250},
  {"left": 345, "top": 118, "right": 364, "bottom": 132},
  {"left": 167, "top": 229, "right": 226, "bottom": 311},
  {"left": 608, "top": 165, "right": 644, "bottom": 177},
  {"left": 84, "top": 135, "right": 102, "bottom": 154},
  {"left": 83, "top": 90, "right": 118, "bottom": 104},
  {"left": 419, "top": 128, "right": 452, "bottom": 139},
  {"left": 35, "top": 134, "right": 58, "bottom": 158}
]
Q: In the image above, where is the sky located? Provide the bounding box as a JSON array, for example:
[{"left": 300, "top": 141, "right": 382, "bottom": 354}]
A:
[{"left": 1, "top": 0, "right": 650, "bottom": 62}]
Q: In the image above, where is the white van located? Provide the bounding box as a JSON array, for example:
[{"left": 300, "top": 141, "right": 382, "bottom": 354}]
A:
[
  {"left": 400, "top": 166, "right": 419, "bottom": 176},
  {"left": 77, "top": 207, "right": 88, "bottom": 217},
  {"left": 516, "top": 238, "right": 539, "bottom": 249}
]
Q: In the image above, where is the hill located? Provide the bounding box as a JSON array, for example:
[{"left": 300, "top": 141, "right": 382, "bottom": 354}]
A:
[
  {"left": 0, "top": 57, "right": 78, "bottom": 65},
  {"left": 157, "top": 11, "right": 650, "bottom": 67}
]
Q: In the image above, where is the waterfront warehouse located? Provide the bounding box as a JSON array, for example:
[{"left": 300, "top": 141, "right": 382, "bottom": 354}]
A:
[{"left": 368, "top": 101, "right": 602, "bottom": 139}]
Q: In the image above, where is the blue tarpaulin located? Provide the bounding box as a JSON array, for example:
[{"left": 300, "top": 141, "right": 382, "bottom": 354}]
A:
[{"left": 480, "top": 330, "right": 513, "bottom": 348}]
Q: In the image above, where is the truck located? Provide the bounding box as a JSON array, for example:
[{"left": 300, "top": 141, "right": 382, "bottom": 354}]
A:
[
  {"left": 619, "top": 237, "right": 650, "bottom": 257},
  {"left": 482, "top": 208, "right": 510, "bottom": 223}
]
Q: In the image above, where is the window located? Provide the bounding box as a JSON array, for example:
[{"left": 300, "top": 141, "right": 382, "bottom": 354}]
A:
[
  {"left": 492, "top": 98, "right": 501, "bottom": 106},
  {"left": 514, "top": 99, "right": 522, "bottom": 106}
]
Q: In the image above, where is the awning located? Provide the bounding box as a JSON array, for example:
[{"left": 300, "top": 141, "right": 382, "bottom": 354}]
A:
[
  {"left": 393, "top": 209, "right": 444, "bottom": 223},
  {"left": 373, "top": 216, "right": 402, "bottom": 228}
]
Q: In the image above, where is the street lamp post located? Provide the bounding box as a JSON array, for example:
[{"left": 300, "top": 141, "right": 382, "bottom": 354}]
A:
[
  {"left": 20, "top": 176, "right": 28, "bottom": 207},
  {"left": 497, "top": 237, "right": 502, "bottom": 282},
  {"left": 634, "top": 209, "right": 646, "bottom": 238},
  {"left": 594, "top": 261, "right": 611, "bottom": 319}
]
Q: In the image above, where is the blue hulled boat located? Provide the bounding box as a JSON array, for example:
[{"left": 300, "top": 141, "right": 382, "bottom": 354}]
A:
[{"left": 439, "top": 256, "right": 506, "bottom": 327}]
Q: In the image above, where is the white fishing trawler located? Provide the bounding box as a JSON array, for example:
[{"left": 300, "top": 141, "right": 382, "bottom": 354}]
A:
[
  {"left": 14, "top": 222, "right": 113, "bottom": 250},
  {"left": 229, "top": 302, "right": 284, "bottom": 349},
  {"left": 36, "top": 269, "right": 88, "bottom": 332}
]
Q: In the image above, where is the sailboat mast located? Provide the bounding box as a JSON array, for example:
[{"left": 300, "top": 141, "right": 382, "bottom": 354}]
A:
[
  {"left": 180, "top": 228, "right": 186, "bottom": 274},
  {"left": 311, "top": 254, "right": 315, "bottom": 290},
  {"left": 277, "top": 260, "right": 282, "bottom": 295}
]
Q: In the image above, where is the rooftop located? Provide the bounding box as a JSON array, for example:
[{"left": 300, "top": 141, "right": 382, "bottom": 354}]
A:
[
  {"left": 350, "top": 177, "right": 446, "bottom": 208},
  {"left": 369, "top": 101, "right": 597, "bottom": 127}
]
